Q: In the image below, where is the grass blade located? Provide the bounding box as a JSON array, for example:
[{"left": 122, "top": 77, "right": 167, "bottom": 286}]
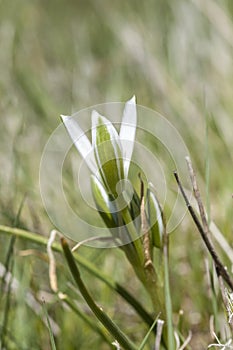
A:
[
  {"left": 138, "top": 315, "right": 160, "bottom": 350},
  {"left": 0, "top": 225, "right": 153, "bottom": 330},
  {"left": 164, "top": 232, "right": 175, "bottom": 350},
  {"left": 42, "top": 300, "right": 57, "bottom": 350},
  {"left": 61, "top": 237, "right": 138, "bottom": 350}
]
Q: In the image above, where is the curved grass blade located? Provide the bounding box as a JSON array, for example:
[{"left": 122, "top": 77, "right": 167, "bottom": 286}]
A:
[
  {"left": 42, "top": 300, "right": 57, "bottom": 350},
  {"left": 0, "top": 225, "right": 153, "bottom": 330},
  {"left": 61, "top": 237, "right": 138, "bottom": 350},
  {"left": 163, "top": 231, "right": 175, "bottom": 350}
]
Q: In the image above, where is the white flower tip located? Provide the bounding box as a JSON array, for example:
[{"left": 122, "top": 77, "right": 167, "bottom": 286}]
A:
[
  {"left": 91, "top": 109, "right": 110, "bottom": 126},
  {"left": 127, "top": 95, "right": 136, "bottom": 104},
  {"left": 60, "top": 114, "right": 70, "bottom": 123},
  {"left": 148, "top": 181, "right": 155, "bottom": 189},
  {"left": 148, "top": 182, "right": 159, "bottom": 194}
]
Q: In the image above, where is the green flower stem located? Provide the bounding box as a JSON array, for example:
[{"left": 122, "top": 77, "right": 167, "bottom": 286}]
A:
[
  {"left": 121, "top": 207, "right": 144, "bottom": 264},
  {"left": 145, "top": 270, "right": 165, "bottom": 319},
  {"left": 0, "top": 225, "right": 154, "bottom": 329},
  {"left": 61, "top": 237, "right": 138, "bottom": 350},
  {"left": 120, "top": 210, "right": 165, "bottom": 318},
  {"left": 120, "top": 208, "right": 152, "bottom": 296}
]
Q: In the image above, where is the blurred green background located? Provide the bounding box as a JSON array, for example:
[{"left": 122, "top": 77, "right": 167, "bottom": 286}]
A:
[{"left": 0, "top": 0, "right": 233, "bottom": 348}]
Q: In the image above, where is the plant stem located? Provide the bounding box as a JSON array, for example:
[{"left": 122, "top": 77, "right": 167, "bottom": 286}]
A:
[
  {"left": 121, "top": 208, "right": 165, "bottom": 317},
  {"left": 121, "top": 207, "right": 144, "bottom": 264}
]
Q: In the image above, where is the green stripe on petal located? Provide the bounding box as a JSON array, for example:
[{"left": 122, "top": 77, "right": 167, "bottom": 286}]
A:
[{"left": 92, "top": 111, "right": 124, "bottom": 197}]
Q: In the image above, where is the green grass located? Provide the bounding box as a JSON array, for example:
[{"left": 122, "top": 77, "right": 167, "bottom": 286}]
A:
[{"left": 0, "top": 0, "right": 233, "bottom": 348}]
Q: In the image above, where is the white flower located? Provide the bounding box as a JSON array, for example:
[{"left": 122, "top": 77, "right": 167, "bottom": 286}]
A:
[{"left": 61, "top": 96, "right": 137, "bottom": 197}]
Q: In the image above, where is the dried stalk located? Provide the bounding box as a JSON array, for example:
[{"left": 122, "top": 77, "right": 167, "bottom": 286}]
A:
[{"left": 173, "top": 169, "right": 233, "bottom": 292}]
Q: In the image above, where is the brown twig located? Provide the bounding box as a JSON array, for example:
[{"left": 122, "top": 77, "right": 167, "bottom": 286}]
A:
[
  {"left": 185, "top": 157, "right": 233, "bottom": 327},
  {"left": 173, "top": 171, "right": 233, "bottom": 292}
]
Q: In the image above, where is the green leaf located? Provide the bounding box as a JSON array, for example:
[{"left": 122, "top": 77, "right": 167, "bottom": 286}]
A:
[
  {"left": 91, "top": 175, "right": 118, "bottom": 228},
  {"left": 147, "top": 185, "right": 164, "bottom": 249}
]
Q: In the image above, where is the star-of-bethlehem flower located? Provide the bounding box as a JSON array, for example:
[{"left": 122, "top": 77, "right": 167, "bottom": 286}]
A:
[{"left": 61, "top": 96, "right": 164, "bottom": 249}]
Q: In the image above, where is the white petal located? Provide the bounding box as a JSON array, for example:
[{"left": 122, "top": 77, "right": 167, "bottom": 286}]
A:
[
  {"left": 119, "top": 96, "right": 137, "bottom": 178},
  {"left": 61, "top": 115, "right": 97, "bottom": 175}
]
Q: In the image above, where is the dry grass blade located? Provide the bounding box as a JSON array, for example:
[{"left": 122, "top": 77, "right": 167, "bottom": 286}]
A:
[
  {"left": 154, "top": 319, "right": 164, "bottom": 350},
  {"left": 47, "top": 230, "right": 58, "bottom": 293},
  {"left": 173, "top": 170, "right": 233, "bottom": 292},
  {"left": 178, "top": 331, "right": 192, "bottom": 350}
]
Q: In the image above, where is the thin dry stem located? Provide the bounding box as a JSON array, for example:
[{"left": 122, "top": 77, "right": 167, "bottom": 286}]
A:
[
  {"left": 173, "top": 170, "right": 233, "bottom": 292},
  {"left": 154, "top": 319, "right": 164, "bottom": 350},
  {"left": 72, "top": 236, "right": 115, "bottom": 252},
  {"left": 178, "top": 331, "right": 192, "bottom": 350},
  {"left": 47, "top": 230, "right": 58, "bottom": 293},
  {"left": 185, "top": 156, "right": 210, "bottom": 235}
]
